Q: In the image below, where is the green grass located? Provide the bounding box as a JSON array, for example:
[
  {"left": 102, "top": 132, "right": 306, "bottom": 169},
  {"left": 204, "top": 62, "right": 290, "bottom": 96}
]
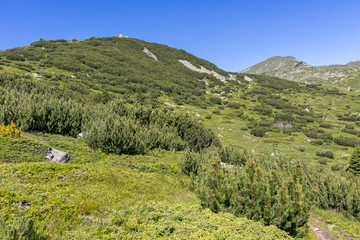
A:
[{"left": 0, "top": 133, "right": 291, "bottom": 239}]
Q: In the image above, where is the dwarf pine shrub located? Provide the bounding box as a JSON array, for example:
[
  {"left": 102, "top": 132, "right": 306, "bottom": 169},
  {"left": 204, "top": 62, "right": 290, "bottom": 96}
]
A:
[
  {"left": 348, "top": 147, "right": 360, "bottom": 175},
  {"left": 303, "top": 167, "right": 360, "bottom": 220},
  {"left": 316, "top": 150, "right": 334, "bottom": 159},
  {"left": 194, "top": 157, "right": 310, "bottom": 237}
]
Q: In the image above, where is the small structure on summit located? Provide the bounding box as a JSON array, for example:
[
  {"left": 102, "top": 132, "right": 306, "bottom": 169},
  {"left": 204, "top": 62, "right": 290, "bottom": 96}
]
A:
[{"left": 117, "top": 34, "right": 128, "bottom": 38}]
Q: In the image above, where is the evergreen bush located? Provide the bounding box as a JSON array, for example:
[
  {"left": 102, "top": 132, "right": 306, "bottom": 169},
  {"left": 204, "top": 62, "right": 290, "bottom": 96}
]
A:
[
  {"left": 348, "top": 147, "right": 360, "bottom": 175},
  {"left": 195, "top": 158, "right": 310, "bottom": 237}
]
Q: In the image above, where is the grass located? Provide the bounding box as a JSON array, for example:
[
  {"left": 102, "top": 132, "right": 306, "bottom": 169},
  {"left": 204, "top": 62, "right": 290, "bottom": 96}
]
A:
[{"left": 0, "top": 133, "right": 291, "bottom": 239}]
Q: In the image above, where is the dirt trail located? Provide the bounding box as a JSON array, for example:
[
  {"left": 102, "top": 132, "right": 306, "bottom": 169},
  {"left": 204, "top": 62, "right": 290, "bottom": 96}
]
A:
[{"left": 308, "top": 221, "right": 336, "bottom": 240}]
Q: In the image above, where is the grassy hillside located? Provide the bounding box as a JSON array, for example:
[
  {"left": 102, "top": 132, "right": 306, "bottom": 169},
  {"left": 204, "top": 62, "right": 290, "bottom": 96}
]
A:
[{"left": 1, "top": 36, "right": 360, "bottom": 239}]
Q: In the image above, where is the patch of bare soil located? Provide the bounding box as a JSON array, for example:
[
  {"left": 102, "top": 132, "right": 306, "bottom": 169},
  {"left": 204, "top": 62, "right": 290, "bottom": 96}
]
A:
[{"left": 308, "top": 221, "right": 336, "bottom": 240}]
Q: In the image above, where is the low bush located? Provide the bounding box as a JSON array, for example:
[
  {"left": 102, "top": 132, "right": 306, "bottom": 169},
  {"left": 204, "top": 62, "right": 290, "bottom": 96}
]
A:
[
  {"left": 316, "top": 150, "right": 334, "bottom": 159},
  {"left": 319, "top": 122, "right": 332, "bottom": 128},
  {"left": 310, "top": 139, "right": 324, "bottom": 146},
  {"left": 226, "top": 101, "right": 241, "bottom": 109},
  {"left": 250, "top": 126, "right": 266, "bottom": 137},
  {"left": 334, "top": 136, "right": 360, "bottom": 147},
  {"left": 219, "top": 146, "right": 248, "bottom": 166}
]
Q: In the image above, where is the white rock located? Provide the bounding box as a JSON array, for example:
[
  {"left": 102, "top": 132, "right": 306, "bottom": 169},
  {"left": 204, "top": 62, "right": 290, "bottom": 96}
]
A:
[
  {"left": 164, "top": 102, "right": 176, "bottom": 108},
  {"left": 143, "top": 47, "right": 158, "bottom": 61},
  {"left": 178, "top": 59, "right": 234, "bottom": 83},
  {"left": 220, "top": 162, "right": 234, "bottom": 169},
  {"left": 244, "top": 76, "right": 253, "bottom": 82},
  {"left": 32, "top": 73, "right": 40, "bottom": 78},
  {"left": 46, "top": 147, "right": 70, "bottom": 163},
  {"left": 117, "top": 34, "right": 128, "bottom": 38}
]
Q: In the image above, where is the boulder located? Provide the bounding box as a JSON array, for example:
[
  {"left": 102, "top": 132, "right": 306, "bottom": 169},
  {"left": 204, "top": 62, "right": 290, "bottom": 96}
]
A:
[{"left": 46, "top": 147, "right": 70, "bottom": 163}]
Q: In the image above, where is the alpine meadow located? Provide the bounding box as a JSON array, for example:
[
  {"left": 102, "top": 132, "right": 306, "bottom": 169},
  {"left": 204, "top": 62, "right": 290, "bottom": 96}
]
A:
[{"left": 0, "top": 34, "right": 360, "bottom": 240}]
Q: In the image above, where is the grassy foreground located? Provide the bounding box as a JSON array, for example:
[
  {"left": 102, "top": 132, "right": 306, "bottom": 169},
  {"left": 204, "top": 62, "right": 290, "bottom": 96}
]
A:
[{"left": 0, "top": 133, "right": 291, "bottom": 239}]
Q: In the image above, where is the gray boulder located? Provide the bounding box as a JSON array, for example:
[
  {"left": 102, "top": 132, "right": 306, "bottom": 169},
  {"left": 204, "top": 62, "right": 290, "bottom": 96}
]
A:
[{"left": 46, "top": 147, "right": 70, "bottom": 163}]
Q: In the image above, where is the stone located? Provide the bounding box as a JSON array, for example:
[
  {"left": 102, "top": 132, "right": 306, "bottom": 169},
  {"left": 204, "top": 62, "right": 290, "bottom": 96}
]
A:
[
  {"left": 143, "top": 47, "right": 158, "bottom": 61},
  {"left": 220, "top": 162, "right": 234, "bottom": 169},
  {"left": 46, "top": 147, "right": 70, "bottom": 163},
  {"left": 32, "top": 73, "right": 40, "bottom": 79},
  {"left": 179, "top": 59, "right": 234, "bottom": 83},
  {"left": 244, "top": 76, "right": 253, "bottom": 82}
]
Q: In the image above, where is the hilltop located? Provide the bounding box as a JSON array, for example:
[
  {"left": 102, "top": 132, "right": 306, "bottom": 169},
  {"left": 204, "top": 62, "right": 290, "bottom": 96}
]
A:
[{"left": 241, "top": 56, "right": 360, "bottom": 91}]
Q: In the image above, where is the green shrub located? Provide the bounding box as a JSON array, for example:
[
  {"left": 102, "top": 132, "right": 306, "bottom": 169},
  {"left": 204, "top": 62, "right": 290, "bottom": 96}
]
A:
[
  {"left": 347, "top": 147, "right": 360, "bottom": 175},
  {"left": 334, "top": 136, "right": 360, "bottom": 147},
  {"left": 226, "top": 101, "right": 241, "bottom": 109},
  {"left": 274, "top": 112, "right": 294, "bottom": 123},
  {"left": 319, "top": 122, "right": 332, "bottom": 128},
  {"left": 331, "top": 164, "right": 343, "bottom": 171},
  {"left": 84, "top": 115, "right": 147, "bottom": 155},
  {"left": 84, "top": 102, "right": 220, "bottom": 154},
  {"left": 195, "top": 159, "right": 310, "bottom": 237},
  {"left": 253, "top": 104, "right": 273, "bottom": 116},
  {"left": 209, "top": 96, "right": 222, "bottom": 105},
  {"left": 316, "top": 150, "right": 334, "bottom": 159},
  {"left": 303, "top": 168, "right": 360, "bottom": 220},
  {"left": 250, "top": 126, "right": 266, "bottom": 137},
  {"left": 310, "top": 139, "right": 324, "bottom": 146},
  {"left": 219, "top": 146, "right": 247, "bottom": 166}
]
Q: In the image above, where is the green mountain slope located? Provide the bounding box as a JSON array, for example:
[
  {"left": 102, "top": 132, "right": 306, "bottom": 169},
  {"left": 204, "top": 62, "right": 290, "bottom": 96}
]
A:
[
  {"left": 0, "top": 36, "right": 235, "bottom": 107},
  {"left": 241, "top": 56, "right": 360, "bottom": 91},
  {"left": 1, "top": 36, "right": 360, "bottom": 239}
]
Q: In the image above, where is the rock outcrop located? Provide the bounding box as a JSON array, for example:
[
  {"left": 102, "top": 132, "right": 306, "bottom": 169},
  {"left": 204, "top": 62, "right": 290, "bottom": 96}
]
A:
[
  {"left": 46, "top": 147, "right": 70, "bottom": 163},
  {"left": 143, "top": 47, "right": 158, "bottom": 61},
  {"left": 179, "top": 59, "right": 236, "bottom": 83}
]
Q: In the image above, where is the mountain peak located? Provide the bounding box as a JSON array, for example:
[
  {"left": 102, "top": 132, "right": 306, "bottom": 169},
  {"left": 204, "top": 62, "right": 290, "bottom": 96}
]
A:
[{"left": 241, "top": 56, "right": 305, "bottom": 75}]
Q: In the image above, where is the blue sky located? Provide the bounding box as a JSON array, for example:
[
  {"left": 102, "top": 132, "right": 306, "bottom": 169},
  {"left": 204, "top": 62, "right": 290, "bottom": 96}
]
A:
[{"left": 1, "top": 0, "right": 360, "bottom": 71}]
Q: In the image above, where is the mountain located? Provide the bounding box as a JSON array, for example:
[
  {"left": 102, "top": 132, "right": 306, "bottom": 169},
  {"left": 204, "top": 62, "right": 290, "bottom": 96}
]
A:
[
  {"left": 1, "top": 36, "right": 360, "bottom": 239},
  {"left": 241, "top": 56, "right": 360, "bottom": 91}
]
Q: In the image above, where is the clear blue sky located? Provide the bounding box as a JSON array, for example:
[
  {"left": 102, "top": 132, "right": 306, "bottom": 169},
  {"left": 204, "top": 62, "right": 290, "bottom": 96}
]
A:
[{"left": 1, "top": 0, "right": 360, "bottom": 71}]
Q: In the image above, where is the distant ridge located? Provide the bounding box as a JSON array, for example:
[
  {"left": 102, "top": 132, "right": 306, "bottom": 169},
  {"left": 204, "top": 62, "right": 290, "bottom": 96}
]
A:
[{"left": 241, "top": 56, "right": 360, "bottom": 91}]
